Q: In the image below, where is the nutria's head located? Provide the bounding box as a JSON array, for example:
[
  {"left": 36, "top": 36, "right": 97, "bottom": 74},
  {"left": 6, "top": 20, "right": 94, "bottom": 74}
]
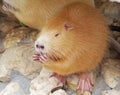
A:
[
  {"left": 35, "top": 18, "right": 78, "bottom": 61},
  {"left": 2, "top": 0, "right": 39, "bottom": 12},
  {"left": 2, "top": 0, "right": 22, "bottom": 12}
]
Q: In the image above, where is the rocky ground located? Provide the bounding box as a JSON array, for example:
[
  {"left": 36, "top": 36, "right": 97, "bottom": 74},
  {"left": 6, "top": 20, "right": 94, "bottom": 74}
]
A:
[{"left": 0, "top": 0, "right": 120, "bottom": 95}]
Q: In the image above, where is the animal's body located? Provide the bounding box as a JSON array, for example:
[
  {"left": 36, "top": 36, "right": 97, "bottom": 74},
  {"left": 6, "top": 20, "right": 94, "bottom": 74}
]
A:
[
  {"left": 2, "top": 0, "right": 94, "bottom": 30},
  {"left": 34, "top": 2, "right": 109, "bottom": 93},
  {"left": 35, "top": 2, "right": 109, "bottom": 75}
]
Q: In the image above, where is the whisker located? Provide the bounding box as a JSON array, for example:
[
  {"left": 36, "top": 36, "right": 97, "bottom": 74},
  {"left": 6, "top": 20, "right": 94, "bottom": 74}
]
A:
[
  {"left": 52, "top": 49, "right": 64, "bottom": 58},
  {"left": 47, "top": 49, "right": 65, "bottom": 61}
]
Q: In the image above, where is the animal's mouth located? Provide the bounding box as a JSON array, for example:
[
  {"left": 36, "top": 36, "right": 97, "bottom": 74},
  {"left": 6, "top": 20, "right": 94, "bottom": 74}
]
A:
[{"left": 2, "top": 1, "right": 19, "bottom": 12}]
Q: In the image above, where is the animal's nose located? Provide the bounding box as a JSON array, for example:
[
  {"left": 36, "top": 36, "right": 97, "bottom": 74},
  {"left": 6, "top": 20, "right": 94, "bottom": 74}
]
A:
[{"left": 36, "top": 44, "right": 44, "bottom": 50}]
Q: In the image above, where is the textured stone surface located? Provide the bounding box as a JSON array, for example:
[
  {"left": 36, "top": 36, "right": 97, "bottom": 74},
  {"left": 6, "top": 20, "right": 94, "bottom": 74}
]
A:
[
  {"left": 0, "top": 64, "right": 10, "bottom": 82},
  {"left": 110, "top": 0, "right": 120, "bottom": 3},
  {"left": 0, "top": 45, "right": 42, "bottom": 82},
  {"left": 0, "top": 21, "right": 19, "bottom": 39},
  {"left": 102, "top": 59, "right": 120, "bottom": 88},
  {"left": 117, "top": 37, "right": 120, "bottom": 43},
  {"left": 29, "top": 68, "right": 63, "bottom": 95},
  {"left": 0, "top": 82, "right": 25, "bottom": 95},
  {"left": 4, "top": 27, "right": 38, "bottom": 48},
  {"left": 102, "top": 89, "right": 120, "bottom": 95},
  {"left": 100, "top": 1, "right": 120, "bottom": 20},
  {"left": 50, "top": 89, "right": 68, "bottom": 95}
]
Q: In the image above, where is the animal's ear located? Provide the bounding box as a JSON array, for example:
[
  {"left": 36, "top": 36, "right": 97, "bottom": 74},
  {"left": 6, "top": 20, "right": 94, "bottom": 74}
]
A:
[{"left": 64, "top": 22, "right": 73, "bottom": 31}]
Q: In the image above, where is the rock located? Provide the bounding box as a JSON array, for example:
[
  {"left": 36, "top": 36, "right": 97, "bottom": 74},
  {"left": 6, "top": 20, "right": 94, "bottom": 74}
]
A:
[
  {"left": 0, "top": 45, "right": 42, "bottom": 82},
  {"left": 29, "top": 30, "right": 39, "bottom": 41},
  {"left": 102, "top": 89, "right": 120, "bottom": 95},
  {"left": 0, "top": 21, "right": 19, "bottom": 39},
  {"left": 94, "top": 0, "right": 104, "bottom": 8},
  {"left": 117, "top": 37, "right": 120, "bottom": 43},
  {"left": 83, "top": 92, "right": 91, "bottom": 95},
  {"left": 110, "top": 0, "right": 120, "bottom": 3},
  {"left": 67, "top": 74, "right": 79, "bottom": 91},
  {"left": 38, "top": 67, "right": 53, "bottom": 78},
  {"left": 4, "top": 27, "right": 31, "bottom": 48},
  {"left": 102, "top": 59, "right": 120, "bottom": 88},
  {"left": 4, "top": 27, "right": 38, "bottom": 48},
  {"left": 29, "top": 68, "right": 63, "bottom": 95},
  {"left": 29, "top": 68, "right": 97, "bottom": 95},
  {"left": 95, "top": 0, "right": 120, "bottom": 26},
  {"left": 0, "top": 64, "right": 10, "bottom": 82},
  {"left": 112, "top": 19, "right": 120, "bottom": 26},
  {"left": 0, "top": 2, "right": 2, "bottom": 12},
  {"left": 112, "top": 31, "right": 120, "bottom": 38},
  {"left": 105, "top": 49, "right": 119, "bottom": 59},
  {"left": 50, "top": 89, "right": 68, "bottom": 95},
  {"left": 0, "top": 21, "right": 18, "bottom": 34},
  {"left": 100, "top": 1, "right": 120, "bottom": 20},
  {"left": 0, "top": 82, "right": 20, "bottom": 95}
]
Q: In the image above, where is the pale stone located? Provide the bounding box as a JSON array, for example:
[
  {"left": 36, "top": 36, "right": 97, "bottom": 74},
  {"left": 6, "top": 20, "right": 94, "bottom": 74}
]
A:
[
  {"left": 67, "top": 74, "right": 79, "bottom": 91},
  {"left": 39, "top": 67, "right": 53, "bottom": 78},
  {"left": 84, "top": 92, "right": 91, "bottom": 95},
  {"left": 75, "top": 90, "right": 91, "bottom": 95},
  {"left": 0, "top": 82, "right": 20, "bottom": 95},
  {"left": 0, "top": 64, "right": 10, "bottom": 82},
  {"left": 50, "top": 89, "right": 68, "bottom": 95},
  {"left": 0, "top": 45, "right": 42, "bottom": 82},
  {"left": 99, "top": 0, "right": 120, "bottom": 21},
  {"left": 0, "top": 21, "right": 18, "bottom": 39},
  {"left": 29, "top": 68, "right": 63, "bottom": 95},
  {"left": 102, "top": 59, "right": 120, "bottom": 88},
  {"left": 102, "top": 89, "right": 120, "bottom": 95},
  {"left": 4, "top": 27, "right": 32, "bottom": 48},
  {"left": 109, "top": 0, "right": 120, "bottom": 3},
  {"left": 0, "top": 21, "right": 18, "bottom": 34}
]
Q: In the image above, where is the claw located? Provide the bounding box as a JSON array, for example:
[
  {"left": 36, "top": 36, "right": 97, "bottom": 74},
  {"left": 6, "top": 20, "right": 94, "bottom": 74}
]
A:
[
  {"left": 76, "top": 73, "right": 94, "bottom": 94},
  {"left": 33, "top": 53, "right": 48, "bottom": 63}
]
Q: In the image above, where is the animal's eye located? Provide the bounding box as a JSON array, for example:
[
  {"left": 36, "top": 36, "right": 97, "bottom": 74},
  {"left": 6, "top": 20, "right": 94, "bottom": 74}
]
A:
[{"left": 55, "top": 33, "right": 59, "bottom": 37}]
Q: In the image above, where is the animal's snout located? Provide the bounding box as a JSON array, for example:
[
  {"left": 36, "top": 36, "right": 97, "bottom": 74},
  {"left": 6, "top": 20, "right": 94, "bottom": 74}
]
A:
[{"left": 36, "top": 44, "right": 45, "bottom": 50}]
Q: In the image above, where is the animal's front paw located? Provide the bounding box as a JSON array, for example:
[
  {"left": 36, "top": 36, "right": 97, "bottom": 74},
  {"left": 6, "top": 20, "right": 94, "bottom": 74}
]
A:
[
  {"left": 33, "top": 53, "right": 47, "bottom": 63},
  {"left": 51, "top": 73, "right": 67, "bottom": 86}
]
